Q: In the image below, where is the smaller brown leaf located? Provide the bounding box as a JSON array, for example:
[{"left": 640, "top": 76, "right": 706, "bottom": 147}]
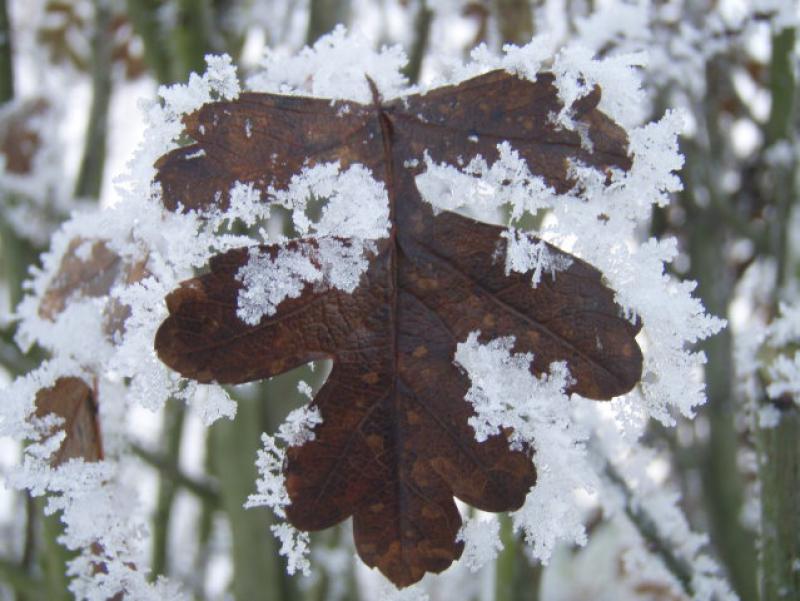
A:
[
  {"left": 0, "top": 98, "right": 49, "bottom": 175},
  {"left": 38, "top": 1, "right": 145, "bottom": 79},
  {"left": 39, "top": 238, "right": 122, "bottom": 320},
  {"left": 38, "top": 237, "right": 149, "bottom": 339},
  {"left": 34, "top": 377, "right": 103, "bottom": 466}
]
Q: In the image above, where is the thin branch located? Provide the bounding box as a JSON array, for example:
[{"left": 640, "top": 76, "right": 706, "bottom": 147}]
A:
[
  {"left": 130, "top": 442, "right": 220, "bottom": 504},
  {"left": 149, "top": 401, "right": 186, "bottom": 580},
  {"left": 603, "top": 462, "right": 696, "bottom": 597}
]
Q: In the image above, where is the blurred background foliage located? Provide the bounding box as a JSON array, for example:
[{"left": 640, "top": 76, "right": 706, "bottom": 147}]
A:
[{"left": 0, "top": 1, "right": 797, "bottom": 600}]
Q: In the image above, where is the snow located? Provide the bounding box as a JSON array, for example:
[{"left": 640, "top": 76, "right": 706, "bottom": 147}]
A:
[
  {"left": 245, "top": 406, "right": 321, "bottom": 575},
  {"left": 455, "top": 333, "right": 592, "bottom": 560},
  {"left": 456, "top": 516, "right": 503, "bottom": 572},
  {"left": 248, "top": 25, "right": 409, "bottom": 102},
  {"left": 500, "top": 229, "right": 573, "bottom": 287},
  {"left": 235, "top": 162, "right": 389, "bottom": 324}
]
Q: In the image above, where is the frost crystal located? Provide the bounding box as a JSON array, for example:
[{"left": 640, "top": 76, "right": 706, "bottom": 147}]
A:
[
  {"left": 455, "top": 333, "right": 591, "bottom": 560},
  {"left": 501, "top": 229, "right": 573, "bottom": 286},
  {"left": 246, "top": 406, "right": 322, "bottom": 575},
  {"left": 415, "top": 143, "right": 555, "bottom": 222},
  {"left": 456, "top": 516, "right": 503, "bottom": 572},
  {"left": 235, "top": 163, "right": 389, "bottom": 324},
  {"left": 189, "top": 383, "right": 237, "bottom": 425},
  {"left": 237, "top": 244, "right": 323, "bottom": 323},
  {"left": 248, "top": 25, "right": 409, "bottom": 102}
]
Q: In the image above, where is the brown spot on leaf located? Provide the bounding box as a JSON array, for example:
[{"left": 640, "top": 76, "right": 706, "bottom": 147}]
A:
[
  {"left": 361, "top": 372, "right": 380, "bottom": 385},
  {"left": 412, "top": 345, "right": 428, "bottom": 358}
]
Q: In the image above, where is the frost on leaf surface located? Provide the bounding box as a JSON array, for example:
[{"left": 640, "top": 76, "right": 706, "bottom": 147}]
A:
[{"left": 153, "top": 35, "right": 644, "bottom": 588}]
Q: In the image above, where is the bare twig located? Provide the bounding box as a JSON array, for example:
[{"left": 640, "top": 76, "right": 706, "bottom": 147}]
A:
[{"left": 130, "top": 441, "right": 220, "bottom": 505}]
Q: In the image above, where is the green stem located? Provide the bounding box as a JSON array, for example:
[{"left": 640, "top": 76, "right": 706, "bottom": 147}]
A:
[
  {"left": 495, "top": 514, "right": 541, "bottom": 601},
  {"left": 496, "top": 514, "right": 515, "bottom": 601},
  {"left": 210, "top": 394, "right": 284, "bottom": 601},
  {"left": 173, "top": 0, "right": 215, "bottom": 81},
  {"left": 758, "top": 26, "right": 799, "bottom": 601},
  {"left": 402, "top": 1, "right": 433, "bottom": 85},
  {"left": 125, "top": 0, "right": 172, "bottom": 84},
  {"left": 37, "top": 499, "right": 73, "bottom": 601},
  {"left": 0, "top": 558, "right": 42, "bottom": 598},
  {"left": 681, "top": 58, "right": 758, "bottom": 601},
  {"left": 765, "top": 28, "right": 796, "bottom": 146},
  {"left": 192, "top": 434, "right": 218, "bottom": 593},
  {"left": 0, "top": 0, "right": 13, "bottom": 102},
  {"left": 757, "top": 411, "right": 800, "bottom": 601},
  {"left": 306, "top": 0, "right": 351, "bottom": 45},
  {"left": 74, "top": 1, "right": 114, "bottom": 200},
  {"left": 147, "top": 402, "right": 186, "bottom": 580},
  {"left": 766, "top": 27, "right": 796, "bottom": 292},
  {"left": 0, "top": 216, "right": 40, "bottom": 308}
]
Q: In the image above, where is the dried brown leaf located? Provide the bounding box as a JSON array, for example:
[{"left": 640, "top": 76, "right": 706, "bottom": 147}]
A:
[
  {"left": 153, "top": 71, "right": 642, "bottom": 586},
  {"left": 34, "top": 377, "right": 103, "bottom": 466},
  {"left": 0, "top": 98, "right": 49, "bottom": 175},
  {"left": 38, "top": 237, "right": 149, "bottom": 339}
]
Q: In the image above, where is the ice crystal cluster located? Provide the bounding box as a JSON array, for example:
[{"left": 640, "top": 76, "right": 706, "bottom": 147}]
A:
[{"left": 1, "top": 23, "right": 737, "bottom": 601}]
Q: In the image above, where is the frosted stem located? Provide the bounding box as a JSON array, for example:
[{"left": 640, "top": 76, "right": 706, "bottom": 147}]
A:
[
  {"left": 603, "top": 462, "right": 696, "bottom": 597},
  {"left": 758, "top": 26, "right": 799, "bottom": 601}
]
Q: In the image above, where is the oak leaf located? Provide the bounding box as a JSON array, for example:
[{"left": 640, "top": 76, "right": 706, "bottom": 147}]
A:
[{"left": 154, "top": 70, "right": 643, "bottom": 586}]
